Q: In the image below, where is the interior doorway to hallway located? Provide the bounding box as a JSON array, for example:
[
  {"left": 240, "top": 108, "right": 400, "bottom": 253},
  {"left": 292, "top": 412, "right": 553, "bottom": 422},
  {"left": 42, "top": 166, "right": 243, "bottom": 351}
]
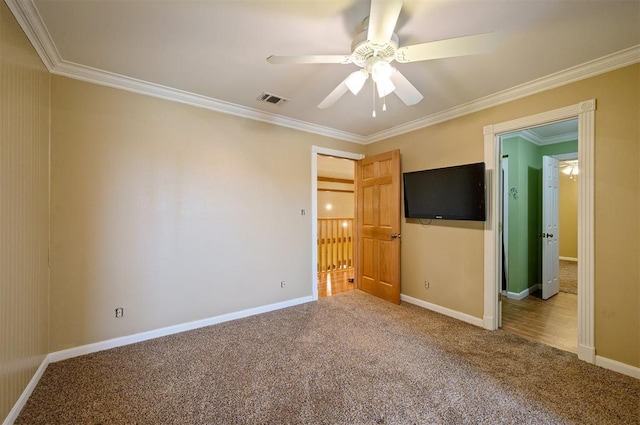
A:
[
  {"left": 499, "top": 119, "right": 579, "bottom": 353},
  {"left": 315, "top": 152, "right": 357, "bottom": 299},
  {"left": 484, "top": 99, "right": 595, "bottom": 364}
]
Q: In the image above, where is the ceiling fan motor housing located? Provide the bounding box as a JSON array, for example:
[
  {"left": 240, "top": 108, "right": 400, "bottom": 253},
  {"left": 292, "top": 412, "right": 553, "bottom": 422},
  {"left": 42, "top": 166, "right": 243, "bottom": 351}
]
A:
[{"left": 350, "top": 30, "right": 399, "bottom": 69}]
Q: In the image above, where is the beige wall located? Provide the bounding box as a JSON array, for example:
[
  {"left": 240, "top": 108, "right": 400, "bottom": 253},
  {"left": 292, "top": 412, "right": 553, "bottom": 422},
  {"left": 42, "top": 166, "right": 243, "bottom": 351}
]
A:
[
  {"left": 0, "top": 2, "right": 50, "bottom": 420},
  {"left": 559, "top": 172, "right": 578, "bottom": 259},
  {"left": 367, "top": 64, "right": 640, "bottom": 367},
  {"left": 2, "top": 7, "right": 638, "bottom": 420},
  {"left": 49, "top": 76, "right": 364, "bottom": 351}
]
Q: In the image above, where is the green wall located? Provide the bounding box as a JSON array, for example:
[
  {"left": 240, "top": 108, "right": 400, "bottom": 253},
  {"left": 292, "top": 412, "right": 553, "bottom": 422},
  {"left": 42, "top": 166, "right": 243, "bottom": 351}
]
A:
[{"left": 502, "top": 137, "right": 578, "bottom": 295}]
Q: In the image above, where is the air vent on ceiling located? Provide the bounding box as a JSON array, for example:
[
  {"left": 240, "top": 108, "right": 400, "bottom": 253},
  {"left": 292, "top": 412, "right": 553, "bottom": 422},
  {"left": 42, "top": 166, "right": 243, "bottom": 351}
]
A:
[{"left": 257, "top": 92, "right": 289, "bottom": 106}]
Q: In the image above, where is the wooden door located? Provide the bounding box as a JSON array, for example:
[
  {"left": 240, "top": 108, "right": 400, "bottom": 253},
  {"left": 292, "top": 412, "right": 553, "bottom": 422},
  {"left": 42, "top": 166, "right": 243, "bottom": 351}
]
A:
[
  {"left": 356, "top": 150, "right": 401, "bottom": 304},
  {"left": 541, "top": 156, "right": 560, "bottom": 299}
]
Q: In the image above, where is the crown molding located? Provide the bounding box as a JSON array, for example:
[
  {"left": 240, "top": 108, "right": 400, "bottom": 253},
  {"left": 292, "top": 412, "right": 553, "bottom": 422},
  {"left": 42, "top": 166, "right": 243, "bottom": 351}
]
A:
[
  {"left": 502, "top": 129, "right": 579, "bottom": 146},
  {"left": 523, "top": 129, "right": 578, "bottom": 145},
  {"left": 4, "top": 0, "right": 59, "bottom": 71},
  {"left": 5, "top": 0, "right": 366, "bottom": 144},
  {"left": 7, "top": 0, "right": 638, "bottom": 146},
  {"left": 364, "top": 45, "right": 640, "bottom": 144},
  {"left": 52, "top": 60, "right": 367, "bottom": 144}
]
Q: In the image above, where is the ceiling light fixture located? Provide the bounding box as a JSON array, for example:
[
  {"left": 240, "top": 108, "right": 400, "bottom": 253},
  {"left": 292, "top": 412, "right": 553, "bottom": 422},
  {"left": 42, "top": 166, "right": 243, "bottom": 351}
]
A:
[
  {"left": 371, "top": 60, "right": 395, "bottom": 97},
  {"left": 368, "top": 57, "right": 396, "bottom": 117},
  {"left": 561, "top": 161, "right": 579, "bottom": 180},
  {"left": 268, "top": 0, "right": 499, "bottom": 112}
]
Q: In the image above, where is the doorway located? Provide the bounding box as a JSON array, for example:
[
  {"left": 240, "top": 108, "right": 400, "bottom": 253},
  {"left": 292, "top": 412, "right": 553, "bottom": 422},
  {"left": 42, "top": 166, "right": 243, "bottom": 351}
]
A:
[
  {"left": 311, "top": 147, "right": 402, "bottom": 305},
  {"left": 311, "top": 147, "right": 364, "bottom": 301},
  {"left": 499, "top": 120, "right": 579, "bottom": 352},
  {"left": 316, "top": 154, "right": 356, "bottom": 298},
  {"left": 483, "top": 99, "right": 596, "bottom": 364}
]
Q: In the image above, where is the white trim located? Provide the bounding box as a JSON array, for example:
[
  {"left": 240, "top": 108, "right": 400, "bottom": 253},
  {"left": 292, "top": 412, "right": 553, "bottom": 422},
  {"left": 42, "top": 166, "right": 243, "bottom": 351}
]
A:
[
  {"left": 6, "top": 304, "right": 636, "bottom": 425},
  {"left": 5, "top": 0, "right": 639, "bottom": 145},
  {"left": 3, "top": 0, "right": 58, "bottom": 72},
  {"left": 595, "top": 356, "right": 640, "bottom": 380},
  {"left": 5, "top": 296, "right": 311, "bottom": 423},
  {"left": 48, "top": 296, "right": 312, "bottom": 363},
  {"left": 507, "top": 284, "right": 540, "bottom": 300},
  {"left": 560, "top": 256, "right": 578, "bottom": 262},
  {"left": 515, "top": 129, "right": 579, "bottom": 146},
  {"left": 578, "top": 344, "right": 596, "bottom": 365},
  {"left": 483, "top": 100, "right": 596, "bottom": 365},
  {"left": 401, "top": 294, "right": 484, "bottom": 328},
  {"left": 553, "top": 152, "right": 579, "bottom": 161},
  {"left": 53, "top": 61, "right": 366, "bottom": 144},
  {"left": 2, "top": 357, "right": 49, "bottom": 425},
  {"left": 311, "top": 146, "right": 363, "bottom": 301},
  {"left": 365, "top": 47, "right": 637, "bottom": 144},
  {"left": 576, "top": 100, "right": 596, "bottom": 364}
]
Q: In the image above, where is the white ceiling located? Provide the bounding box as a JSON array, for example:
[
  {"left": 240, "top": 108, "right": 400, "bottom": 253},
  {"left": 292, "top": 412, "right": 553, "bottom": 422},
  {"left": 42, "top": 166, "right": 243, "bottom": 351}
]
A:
[{"left": 9, "top": 0, "right": 640, "bottom": 143}]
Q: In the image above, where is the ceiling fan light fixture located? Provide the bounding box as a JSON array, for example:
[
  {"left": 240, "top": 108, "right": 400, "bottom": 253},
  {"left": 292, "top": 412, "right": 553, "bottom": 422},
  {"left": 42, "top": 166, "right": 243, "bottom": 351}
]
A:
[
  {"left": 345, "top": 70, "right": 368, "bottom": 95},
  {"left": 562, "top": 165, "right": 579, "bottom": 176},
  {"left": 371, "top": 60, "right": 392, "bottom": 84},
  {"left": 561, "top": 160, "right": 579, "bottom": 177},
  {"left": 376, "top": 79, "right": 395, "bottom": 97},
  {"left": 370, "top": 59, "right": 395, "bottom": 97}
]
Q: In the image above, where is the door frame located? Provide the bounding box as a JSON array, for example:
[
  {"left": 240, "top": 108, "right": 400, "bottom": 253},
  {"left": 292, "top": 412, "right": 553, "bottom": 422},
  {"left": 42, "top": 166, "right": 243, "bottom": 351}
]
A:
[
  {"left": 483, "top": 99, "right": 596, "bottom": 364},
  {"left": 311, "top": 146, "right": 364, "bottom": 301}
]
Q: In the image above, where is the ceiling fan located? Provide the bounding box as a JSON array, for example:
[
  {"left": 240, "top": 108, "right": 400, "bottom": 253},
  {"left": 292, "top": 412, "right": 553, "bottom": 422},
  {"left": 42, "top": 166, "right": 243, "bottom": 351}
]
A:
[{"left": 266, "top": 0, "right": 498, "bottom": 112}]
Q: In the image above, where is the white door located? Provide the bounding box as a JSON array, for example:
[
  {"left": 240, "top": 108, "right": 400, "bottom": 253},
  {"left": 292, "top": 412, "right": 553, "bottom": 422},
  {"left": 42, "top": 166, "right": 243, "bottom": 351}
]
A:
[
  {"left": 542, "top": 156, "right": 560, "bottom": 299},
  {"left": 501, "top": 157, "right": 509, "bottom": 292}
]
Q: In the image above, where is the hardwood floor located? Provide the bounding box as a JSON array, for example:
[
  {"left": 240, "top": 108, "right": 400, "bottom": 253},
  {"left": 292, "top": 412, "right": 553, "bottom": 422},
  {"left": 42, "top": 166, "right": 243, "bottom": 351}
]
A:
[
  {"left": 317, "top": 269, "right": 354, "bottom": 298},
  {"left": 502, "top": 291, "right": 577, "bottom": 353}
]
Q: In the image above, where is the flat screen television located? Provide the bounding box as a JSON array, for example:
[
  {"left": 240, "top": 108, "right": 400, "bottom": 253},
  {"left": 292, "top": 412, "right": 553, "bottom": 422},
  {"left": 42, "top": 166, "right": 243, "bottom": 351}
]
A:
[{"left": 403, "top": 162, "right": 486, "bottom": 221}]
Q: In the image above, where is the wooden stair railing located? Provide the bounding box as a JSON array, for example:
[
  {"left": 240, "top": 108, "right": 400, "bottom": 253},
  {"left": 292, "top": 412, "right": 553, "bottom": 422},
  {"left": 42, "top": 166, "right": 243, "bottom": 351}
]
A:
[{"left": 318, "top": 218, "right": 354, "bottom": 273}]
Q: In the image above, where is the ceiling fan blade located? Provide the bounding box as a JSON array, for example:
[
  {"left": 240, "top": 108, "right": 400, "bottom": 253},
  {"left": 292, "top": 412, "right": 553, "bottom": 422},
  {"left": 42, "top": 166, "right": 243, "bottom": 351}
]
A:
[
  {"left": 367, "top": 0, "right": 403, "bottom": 46},
  {"left": 390, "top": 69, "right": 423, "bottom": 105},
  {"left": 318, "top": 80, "right": 350, "bottom": 109},
  {"left": 344, "top": 70, "right": 368, "bottom": 95},
  {"left": 396, "top": 32, "right": 499, "bottom": 63},
  {"left": 267, "top": 55, "right": 352, "bottom": 65}
]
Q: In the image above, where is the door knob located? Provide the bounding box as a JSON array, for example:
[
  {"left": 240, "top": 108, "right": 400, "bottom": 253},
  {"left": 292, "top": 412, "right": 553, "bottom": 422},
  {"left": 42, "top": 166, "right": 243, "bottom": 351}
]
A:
[{"left": 391, "top": 233, "right": 401, "bottom": 239}]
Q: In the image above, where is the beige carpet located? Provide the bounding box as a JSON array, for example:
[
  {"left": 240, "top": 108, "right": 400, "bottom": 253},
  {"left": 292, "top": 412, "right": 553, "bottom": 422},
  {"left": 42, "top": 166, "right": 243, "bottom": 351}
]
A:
[
  {"left": 17, "top": 291, "right": 639, "bottom": 424},
  {"left": 559, "top": 260, "right": 578, "bottom": 295}
]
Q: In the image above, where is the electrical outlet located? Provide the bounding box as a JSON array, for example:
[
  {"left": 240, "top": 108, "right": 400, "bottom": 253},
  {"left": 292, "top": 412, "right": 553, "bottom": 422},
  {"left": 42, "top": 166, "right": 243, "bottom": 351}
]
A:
[
  {"left": 280, "top": 281, "right": 286, "bottom": 288},
  {"left": 115, "top": 307, "right": 124, "bottom": 318},
  {"left": 424, "top": 281, "right": 430, "bottom": 289}
]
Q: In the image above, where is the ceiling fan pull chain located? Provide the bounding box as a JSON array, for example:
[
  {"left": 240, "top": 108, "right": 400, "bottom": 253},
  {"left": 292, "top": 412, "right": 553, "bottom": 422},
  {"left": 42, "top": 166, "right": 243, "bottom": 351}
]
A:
[
  {"left": 383, "top": 96, "right": 387, "bottom": 112},
  {"left": 372, "top": 81, "right": 376, "bottom": 118}
]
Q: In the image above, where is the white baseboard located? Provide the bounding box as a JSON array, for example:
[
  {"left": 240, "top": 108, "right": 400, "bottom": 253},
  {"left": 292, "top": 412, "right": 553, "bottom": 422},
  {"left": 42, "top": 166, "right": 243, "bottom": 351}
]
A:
[
  {"left": 6, "top": 294, "right": 637, "bottom": 424},
  {"left": 401, "top": 294, "right": 484, "bottom": 328},
  {"left": 401, "top": 295, "right": 640, "bottom": 380},
  {"left": 596, "top": 355, "right": 640, "bottom": 379},
  {"left": 5, "top": 296, "right": 313, "bottom": 424},
  {"left": 560, "top": 256, "right": 578, "bottom": 262},
  {"left": 578, "top": 344, "right": 596, "bottom": 364},
  {"left": 49, "top": 295, "right": 313, "bottom": 363},
  {"left": 3, "top": 356, "right": 50, "bottom": 425},
  {"left": 507, "top": 284, "right": 540, "bottom": 300}
]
